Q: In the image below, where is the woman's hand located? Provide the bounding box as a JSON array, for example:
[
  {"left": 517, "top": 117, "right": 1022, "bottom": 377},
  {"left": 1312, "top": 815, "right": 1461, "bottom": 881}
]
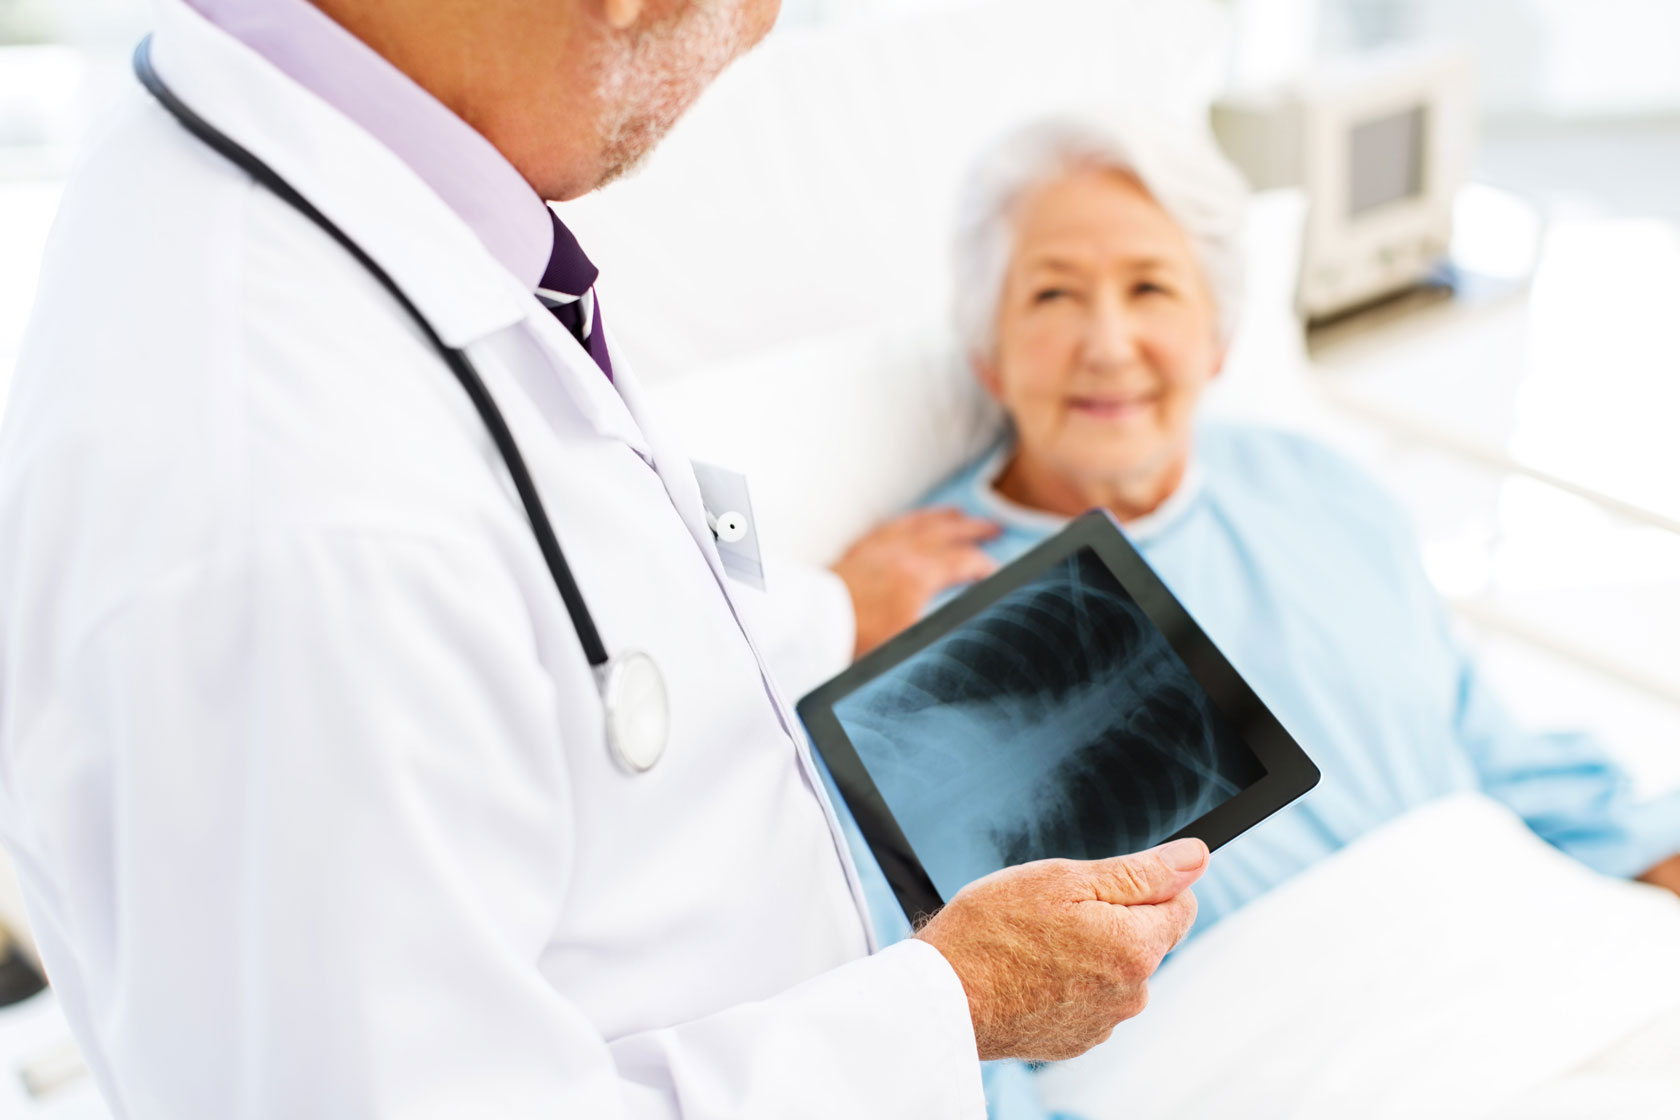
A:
[
  {"left": 830, "top": 509, "right": 1000, "bottom": 657},
  {"left": 1637, "top": 853, "right": 1680, "bottom": 898}
]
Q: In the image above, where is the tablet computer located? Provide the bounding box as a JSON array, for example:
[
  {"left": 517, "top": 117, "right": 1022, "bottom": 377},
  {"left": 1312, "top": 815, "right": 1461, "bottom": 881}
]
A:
[{"left": 798, "top": 510, "right": 1320, "bottom": 923}]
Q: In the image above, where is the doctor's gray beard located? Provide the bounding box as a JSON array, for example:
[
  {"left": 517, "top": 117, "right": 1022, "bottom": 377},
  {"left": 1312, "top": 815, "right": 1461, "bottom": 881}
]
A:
[{"left": 594, "top": 0, "right": 746, "bottom": 187}]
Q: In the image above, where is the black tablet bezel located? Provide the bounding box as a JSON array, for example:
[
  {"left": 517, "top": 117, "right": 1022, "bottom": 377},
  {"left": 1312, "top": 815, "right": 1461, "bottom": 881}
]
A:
[{"left": 798, "top": 509, "right": 1321, "bottom": 924}]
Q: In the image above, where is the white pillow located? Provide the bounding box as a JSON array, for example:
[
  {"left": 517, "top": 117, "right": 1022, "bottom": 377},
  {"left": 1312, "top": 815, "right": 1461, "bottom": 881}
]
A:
[{"left": 648, "top": 315, "right": 1002, "bottom": 568}]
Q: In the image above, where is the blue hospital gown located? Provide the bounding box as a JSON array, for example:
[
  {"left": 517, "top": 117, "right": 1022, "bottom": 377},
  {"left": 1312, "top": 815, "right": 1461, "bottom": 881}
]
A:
[{"left": 820, "top": 423, "right": 1680, "bottom": 1120}]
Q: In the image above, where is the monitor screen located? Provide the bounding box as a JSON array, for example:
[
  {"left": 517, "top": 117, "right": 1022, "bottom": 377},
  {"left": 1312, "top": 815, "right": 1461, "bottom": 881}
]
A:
[
  {"left": 1349, "top": 105, "right": 1427, "bottom": 217},
  {"left": 828, "top": 548, "right": 1267, "bottom": 903}
]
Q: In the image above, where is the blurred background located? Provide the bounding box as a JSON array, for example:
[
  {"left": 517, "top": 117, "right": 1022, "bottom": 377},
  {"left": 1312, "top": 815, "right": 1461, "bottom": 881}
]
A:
[{"left": 2, "top": 1, "right": 1678, "bottom": 1114}]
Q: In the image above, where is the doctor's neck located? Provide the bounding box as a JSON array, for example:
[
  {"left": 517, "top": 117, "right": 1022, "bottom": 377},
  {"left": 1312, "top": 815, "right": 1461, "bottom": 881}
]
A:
[{"left": 311, "top": 0, "right": 775, "bottom": 201}]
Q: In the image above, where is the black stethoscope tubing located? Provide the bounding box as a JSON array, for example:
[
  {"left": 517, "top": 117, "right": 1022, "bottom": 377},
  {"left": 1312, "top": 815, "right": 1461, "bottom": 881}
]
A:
[{"left": 132, "top": 36, "right": 611, "bottom": 670}]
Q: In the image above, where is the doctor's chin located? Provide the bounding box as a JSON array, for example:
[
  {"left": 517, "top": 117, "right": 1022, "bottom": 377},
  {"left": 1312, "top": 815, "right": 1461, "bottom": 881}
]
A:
[{"left": 2, "top": 1, "right": 1679, "bottom": 1118}]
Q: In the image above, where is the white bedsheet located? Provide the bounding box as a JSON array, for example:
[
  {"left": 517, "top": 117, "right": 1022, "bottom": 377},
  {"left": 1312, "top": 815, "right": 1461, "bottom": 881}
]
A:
[
  {"left": 1035, "top": 793, "right": 1680, "bottom": 1120},
  {"left": 1486, "top": 1005, "right": 1680, "bottom": 1117}
]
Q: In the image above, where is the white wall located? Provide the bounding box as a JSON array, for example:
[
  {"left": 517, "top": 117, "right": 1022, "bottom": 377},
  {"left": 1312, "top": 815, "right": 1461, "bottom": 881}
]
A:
[
  {"left": 0, "top": 0, "right": 147, "bottom": 44},
  {"left": 1322, "top": 0, "right": 1680, "bottom": 119}
]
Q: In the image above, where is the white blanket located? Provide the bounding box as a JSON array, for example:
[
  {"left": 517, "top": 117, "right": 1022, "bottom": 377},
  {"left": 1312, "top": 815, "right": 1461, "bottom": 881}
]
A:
[{"left": 1035, "top": 794, "right": 1680, "bottom": 1120}]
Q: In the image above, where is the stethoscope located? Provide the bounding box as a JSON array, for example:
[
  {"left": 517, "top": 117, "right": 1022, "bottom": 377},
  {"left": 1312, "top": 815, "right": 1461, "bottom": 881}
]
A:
[{"left": 132, "top": 38, "right": 674, "bottom": 773}]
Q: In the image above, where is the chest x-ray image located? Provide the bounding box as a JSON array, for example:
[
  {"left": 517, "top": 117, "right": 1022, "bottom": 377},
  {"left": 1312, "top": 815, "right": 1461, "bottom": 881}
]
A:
[{"left": 833, "top": 548, "right": 1265, "bottom": 902}]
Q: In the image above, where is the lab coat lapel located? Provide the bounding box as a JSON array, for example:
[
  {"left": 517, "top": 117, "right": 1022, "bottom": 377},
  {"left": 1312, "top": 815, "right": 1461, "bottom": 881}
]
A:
[
  {"left": 531, "top": 319, "right": 727, "bottom": 594},
  {"left": 515, "top": 305, "right": 734, "bottom": 611},
  {"left": 150, "top": 0, "right": 531, "bottom": 348},
  {"left": 520, "top": 304, "right": 656, "bottom": 464},
  {"left": 606, "top": 340, "right": 725, "bottom": 572},
  {"left": 519, "top": 313, "right": 810, "bottom": 747},
  {"left": 605, "top": 342, "right": 809, "bottom": 744}
]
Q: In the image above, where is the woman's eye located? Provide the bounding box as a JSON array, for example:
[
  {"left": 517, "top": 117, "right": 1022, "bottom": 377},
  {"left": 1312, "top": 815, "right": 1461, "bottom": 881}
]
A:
[
  {"left": 1033, "top": 288, "right": 1070, "bottom": 304},
  {"left": 1135, "top": 281, "right": 1173, "bottom": 298}
]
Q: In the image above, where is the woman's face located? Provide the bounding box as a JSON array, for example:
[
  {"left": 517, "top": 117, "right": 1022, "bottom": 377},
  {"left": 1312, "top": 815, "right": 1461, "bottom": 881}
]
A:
[{"left": 979, "top": 169, "right": 1225, "bottom": 508}]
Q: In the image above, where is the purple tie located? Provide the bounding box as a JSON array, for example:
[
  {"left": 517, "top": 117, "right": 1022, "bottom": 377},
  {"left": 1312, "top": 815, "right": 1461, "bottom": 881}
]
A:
[{"left": 537, "top": 210, "right": 613, "bottom": 381}]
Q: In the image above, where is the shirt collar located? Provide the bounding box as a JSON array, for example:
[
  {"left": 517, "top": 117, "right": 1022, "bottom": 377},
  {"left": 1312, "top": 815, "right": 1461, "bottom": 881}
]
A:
[
  {"left": 184, "top": 0, "right": 556, "bottom": 290},
  {"left": 972, "top": 440, "right": 1206, "bottom": 545}
]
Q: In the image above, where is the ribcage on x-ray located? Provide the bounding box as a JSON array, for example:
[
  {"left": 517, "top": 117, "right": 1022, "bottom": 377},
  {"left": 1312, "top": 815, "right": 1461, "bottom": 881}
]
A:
[{"left": 840, "top": 550, "right": 1262, "bottom": 875}]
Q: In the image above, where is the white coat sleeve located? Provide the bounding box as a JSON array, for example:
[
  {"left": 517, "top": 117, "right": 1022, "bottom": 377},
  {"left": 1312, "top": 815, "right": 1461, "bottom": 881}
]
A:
[{"left": 45, "top": 528, "right": 983, "bottom": 1119}]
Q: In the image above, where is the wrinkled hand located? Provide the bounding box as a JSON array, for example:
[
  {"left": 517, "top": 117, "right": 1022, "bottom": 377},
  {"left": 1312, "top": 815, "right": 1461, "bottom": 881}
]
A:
[
  {"left": 1638, "top": 853, "right": 1680, "bottom": 898},
  {"left": 830, "top": 509, "right": 1000, "bottom": 657},
  {"left": 916, "top": 838, "right": 1208, "bottom": 1063}
]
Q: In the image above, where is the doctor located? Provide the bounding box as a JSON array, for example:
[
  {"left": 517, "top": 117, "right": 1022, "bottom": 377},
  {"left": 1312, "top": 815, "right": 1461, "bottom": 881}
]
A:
[{"left": 0, "top": 1, "right": 1209, "bottom": 1115}]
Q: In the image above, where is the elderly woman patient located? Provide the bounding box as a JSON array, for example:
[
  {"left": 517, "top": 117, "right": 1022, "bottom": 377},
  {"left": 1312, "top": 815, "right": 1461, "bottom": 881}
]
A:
[{"left": 815, "top": 113, "right": 1680, "bottom": 1117}]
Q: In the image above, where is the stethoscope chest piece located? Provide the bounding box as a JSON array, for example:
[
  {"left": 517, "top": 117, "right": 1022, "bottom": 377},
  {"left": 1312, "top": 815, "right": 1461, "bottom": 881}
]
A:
[{"left": 600, "top": 650, "right": 670, "bottom": 773}]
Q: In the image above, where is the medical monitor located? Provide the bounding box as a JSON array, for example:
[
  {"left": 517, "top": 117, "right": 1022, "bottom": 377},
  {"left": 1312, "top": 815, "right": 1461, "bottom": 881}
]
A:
[
  {"left": 799, "top": 512, "right": 1320, "bottom": 922},
  {"left": 1212, "top": 46, "right": 1475, "bottom": 325},
  {"left": 1347, "top": 105, "right": 1427, "bottom": 217}
]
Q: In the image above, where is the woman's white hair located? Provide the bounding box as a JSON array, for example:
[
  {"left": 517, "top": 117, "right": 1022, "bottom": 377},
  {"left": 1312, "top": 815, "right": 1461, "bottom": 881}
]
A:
[{"left": 952, "top": 112, "right": 1250, "bottom": 362}]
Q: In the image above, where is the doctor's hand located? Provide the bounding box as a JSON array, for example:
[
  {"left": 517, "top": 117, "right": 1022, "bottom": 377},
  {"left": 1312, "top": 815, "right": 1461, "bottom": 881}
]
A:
[
  {"left": 830, "top": 509, "right": 1000, "bottom": 658},
  {"left": 915, "top": 837, "right": 1208, "bottom": 1063}
]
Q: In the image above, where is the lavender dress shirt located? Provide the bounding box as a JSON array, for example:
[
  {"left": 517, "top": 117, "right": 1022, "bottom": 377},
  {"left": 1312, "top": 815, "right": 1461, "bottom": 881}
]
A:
[{"left": 185, "top": 0, "right": 612, "bottom": 378}]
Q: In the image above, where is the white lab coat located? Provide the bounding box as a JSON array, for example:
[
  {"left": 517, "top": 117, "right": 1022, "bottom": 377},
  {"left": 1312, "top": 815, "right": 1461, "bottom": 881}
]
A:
[{"left": 0, "top": 3, "right": 983, "bottom": 1116}]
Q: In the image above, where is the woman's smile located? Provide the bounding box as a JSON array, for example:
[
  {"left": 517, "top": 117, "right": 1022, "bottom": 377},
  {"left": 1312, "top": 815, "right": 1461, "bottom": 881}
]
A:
[{"left": 1064, "top": 393, "right": 1160, "bottom": 423}]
